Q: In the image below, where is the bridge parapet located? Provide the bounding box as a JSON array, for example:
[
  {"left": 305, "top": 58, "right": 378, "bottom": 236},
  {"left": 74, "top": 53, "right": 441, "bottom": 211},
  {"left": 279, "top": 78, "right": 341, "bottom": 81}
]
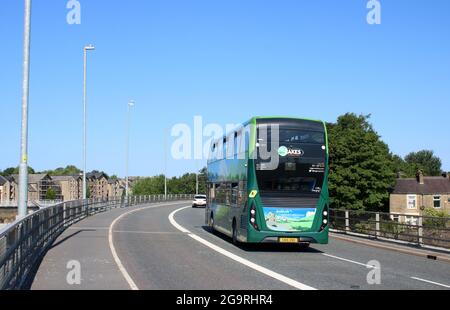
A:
[{"left": 0, "top": 194, "right": 194, "bottom": 290}]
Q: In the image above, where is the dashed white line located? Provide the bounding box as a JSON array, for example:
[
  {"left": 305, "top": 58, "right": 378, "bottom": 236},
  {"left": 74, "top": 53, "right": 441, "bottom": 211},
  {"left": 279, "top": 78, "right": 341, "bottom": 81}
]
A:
[
  {"left": 169, "top": 206, "right": 317, "bottom": 290},
  {"left": 322, "top": 253, "right": 378, "bottom": 269},
  {"left": 410, "top": 277, "right": 450, "bottom": 288}
]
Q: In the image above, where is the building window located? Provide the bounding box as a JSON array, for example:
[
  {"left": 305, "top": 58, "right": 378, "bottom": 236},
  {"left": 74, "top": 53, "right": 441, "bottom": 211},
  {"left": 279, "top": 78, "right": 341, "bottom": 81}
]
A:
[
  {"left": 406, "top": 195, "right": 417, "bottom": 209},
  {"left": 390, "top": 214, "right": 400, "bottom": 222},
  {"left": 405, "top": 216, "right": 418, "bottom": 226},
  {"left": 433, "top": 196, "right": 442, "bottom": 209}
]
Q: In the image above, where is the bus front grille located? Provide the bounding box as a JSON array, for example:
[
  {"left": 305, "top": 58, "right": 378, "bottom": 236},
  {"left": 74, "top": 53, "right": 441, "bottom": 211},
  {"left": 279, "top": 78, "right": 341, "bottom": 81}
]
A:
[{"left": 260, "top": 196, "right": 319, "bottom": 209}]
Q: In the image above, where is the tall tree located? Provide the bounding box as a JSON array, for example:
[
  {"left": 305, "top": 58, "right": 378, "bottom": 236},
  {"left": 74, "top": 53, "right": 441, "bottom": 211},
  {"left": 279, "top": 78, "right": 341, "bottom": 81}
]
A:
[
  {"left": 132, "top": 175, "right": 166, "bottom": 195},
  {"left": 45, "top": 165, "right": 82, "bottom": 176},
  {"left": 45, "top": 187, "right": 57, "bottom": 200},
  {"left": 1, "top": 166, "right": 35, "bottom": 176},
  {"left": 404, "top": 150, "right": 442, "bottom": 176},
  {"left": 327, "top": 113, "right": 395, "bottom": 211}
]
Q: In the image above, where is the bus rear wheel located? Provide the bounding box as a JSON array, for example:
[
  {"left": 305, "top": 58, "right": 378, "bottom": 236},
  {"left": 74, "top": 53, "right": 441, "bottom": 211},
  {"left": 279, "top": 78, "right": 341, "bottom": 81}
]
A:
[
  {"left": 208, "top": 213, "right": 215, "bottom": 231},
  {"left": 232, "top": 221, "right": 238, "bottom": 245}
]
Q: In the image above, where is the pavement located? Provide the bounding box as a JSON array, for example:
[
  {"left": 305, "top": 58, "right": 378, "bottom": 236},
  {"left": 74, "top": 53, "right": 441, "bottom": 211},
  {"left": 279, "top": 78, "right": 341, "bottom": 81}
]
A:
[{"left": 31, "top": 201, "right": 450, "bottom": 290}]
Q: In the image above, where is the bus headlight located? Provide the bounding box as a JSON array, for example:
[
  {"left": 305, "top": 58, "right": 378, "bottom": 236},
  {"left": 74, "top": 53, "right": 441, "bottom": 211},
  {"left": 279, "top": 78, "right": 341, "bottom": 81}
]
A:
[
  {"left": 320, "top": 205, "right": 329, "bottom": 232},
  {"left": 250, "top": 205, "right": 259, "bottom": 231}
]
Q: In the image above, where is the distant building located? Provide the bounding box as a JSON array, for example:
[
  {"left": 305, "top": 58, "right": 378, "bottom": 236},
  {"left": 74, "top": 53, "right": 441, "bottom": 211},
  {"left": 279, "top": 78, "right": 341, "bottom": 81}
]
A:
[
  {"left": 87, "top": 172, "right": 109, "bottom": 199},
  {"left": 1, "top": 174, "right": 62, "bottom": 203},
  {"left": 390, "top": 171, "right": 450, "bottom": 221},
  {"left": 0, "top": 176, "right": 10, "bottom": 204},
  {"left": 0, "top": 172, "right": 131, "bottom": 204},
  {"left": 107, "top": 179, "right": 124, "bottom": 198},
  {"left": 51, "top": 175, "right": 82, "bottom": 202}
]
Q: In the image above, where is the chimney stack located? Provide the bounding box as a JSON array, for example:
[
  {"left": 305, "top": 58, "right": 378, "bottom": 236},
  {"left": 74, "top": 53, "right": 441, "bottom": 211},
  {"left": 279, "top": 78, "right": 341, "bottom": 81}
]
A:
[
  {"left": 416, "top": 170, "right": 424, "bottom": 185},
  {"left": 443, "top": 172, "right": 450, "bottom": 180}
]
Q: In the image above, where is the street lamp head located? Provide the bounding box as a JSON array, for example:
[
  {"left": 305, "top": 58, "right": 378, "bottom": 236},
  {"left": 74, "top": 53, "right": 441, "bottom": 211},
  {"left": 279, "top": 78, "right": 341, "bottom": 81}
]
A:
[
  {"left": 128, "top": 100, "right": 135, "bottom": 107},
  {"left": 84, "top": 44, "right": 95, "bottom": 51}
]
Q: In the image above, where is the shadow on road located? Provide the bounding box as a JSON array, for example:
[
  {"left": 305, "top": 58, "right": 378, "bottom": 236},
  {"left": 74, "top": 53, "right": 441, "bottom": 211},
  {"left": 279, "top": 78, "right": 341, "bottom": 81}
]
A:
[
  {"left": 201, "top": 226, "right": 323, "bottom": 254},
  {"left": 22, "top": 229, "right": 97, "bottom": 290},
  {"left": 50, "top": 229, "right": 96, "bottom": 249}
]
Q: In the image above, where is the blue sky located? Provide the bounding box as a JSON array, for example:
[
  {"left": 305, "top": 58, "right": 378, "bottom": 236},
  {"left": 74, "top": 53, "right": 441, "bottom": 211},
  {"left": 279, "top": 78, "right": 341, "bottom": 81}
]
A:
[{"left": 1, "top": 0, "right": 449, "bottom": 177}]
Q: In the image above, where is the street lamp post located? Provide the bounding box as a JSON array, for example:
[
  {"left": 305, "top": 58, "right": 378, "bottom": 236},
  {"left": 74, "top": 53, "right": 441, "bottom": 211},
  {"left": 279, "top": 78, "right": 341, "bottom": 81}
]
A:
[
  {"left": 196, "top": 173, "right": 199, "bottom": 195},
  {"left": 196, "top": 172, "right": 205, "bottom": 195},
  {"left": 164, "top": 128, "right": 168, "bottom": 200},
  {"left": 82, "top": 44, "right": 95, "bottom": 200},
  {"left": 18, "top": 0, "right": 32, "bottom": 218},
  {"left": 125, "top": 100, "right": 135, "bottom": 201}
]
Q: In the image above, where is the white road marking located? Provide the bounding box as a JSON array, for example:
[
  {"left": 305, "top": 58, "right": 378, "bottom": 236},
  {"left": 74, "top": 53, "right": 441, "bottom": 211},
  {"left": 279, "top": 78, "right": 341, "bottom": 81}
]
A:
[
  {"left": 410, "top": 277, "right": 450, "bottom": 288},
  {"left": 113, "top": 230, "right": 188, "bottom": 235},
  {"left": 322, "top": 253, "right": 378, "bottom": 269},
  {"left": 108, "top": 202, "right": 187, "bottom": 290},
  {"left": 168, "top": 206, "right": 317, "bottom": 290}
]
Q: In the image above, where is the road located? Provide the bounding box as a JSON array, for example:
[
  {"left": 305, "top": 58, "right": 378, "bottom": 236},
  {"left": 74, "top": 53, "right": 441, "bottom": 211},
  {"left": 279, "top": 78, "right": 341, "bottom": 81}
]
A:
[{"left": 31, "top": 201, "right": 450, "bottom": 290}]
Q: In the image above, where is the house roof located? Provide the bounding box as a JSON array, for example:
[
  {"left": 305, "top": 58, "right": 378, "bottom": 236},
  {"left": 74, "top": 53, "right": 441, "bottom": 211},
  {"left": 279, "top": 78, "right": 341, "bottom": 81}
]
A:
[
  {"left": 393, "top": 177, "right": 450, "bottom": 195},
  {"left": 11, "top": 174, "right": 50, "bottom": 184},
  {"left": 0, "top": 175, "right": 8, "bottom": 186},
  {"left": 86, "top": 172, "right": 108, "bottom": 180},
  {"left": 51, "top": 175, "right": 81, "bottom": 181},
  {"left": 4, "top": 175, "right": 15, "bottom": 183}
]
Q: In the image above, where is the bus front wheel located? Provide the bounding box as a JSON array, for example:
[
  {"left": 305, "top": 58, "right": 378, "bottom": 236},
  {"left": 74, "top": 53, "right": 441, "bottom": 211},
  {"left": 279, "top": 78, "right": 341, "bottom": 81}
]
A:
[{"left": 299, "top": 242, "right": 310, "bottom": 250}]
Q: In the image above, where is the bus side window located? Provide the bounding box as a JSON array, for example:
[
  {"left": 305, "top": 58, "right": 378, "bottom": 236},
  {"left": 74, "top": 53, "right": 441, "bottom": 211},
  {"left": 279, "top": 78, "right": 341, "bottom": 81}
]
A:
[
  {"left": 225, "top": 184, "right": 231, "bottom": 206},
  {"left": 235, "top": 132, "right": 240, "bottom": 157},
  {"left": 231, "top": 183, "right": 239, "bottom": 206},
  {"left": 223, "top": 138, "right": 227, "bottom": 160},
  {"left": 238, "top": 181, "right": 247, "bottom": 207},
  {"left": 210, "top": 142, "right": 216, "bottom": 161},
  {"left": 214, "top": 184, "right": 221, "bottom": 204},
  {"left": 209, "top": 184, "right": 215, "bottom": 203}
]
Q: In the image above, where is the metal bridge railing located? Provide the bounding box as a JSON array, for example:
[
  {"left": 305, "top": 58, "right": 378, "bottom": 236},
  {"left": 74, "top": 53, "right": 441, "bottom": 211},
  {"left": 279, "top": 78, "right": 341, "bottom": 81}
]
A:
[
  {"left": 0, "top": 194, "right": 194, "bottom": 290},
  {"left": 330, "top": 209, "right": 450, "bottom": 250}
]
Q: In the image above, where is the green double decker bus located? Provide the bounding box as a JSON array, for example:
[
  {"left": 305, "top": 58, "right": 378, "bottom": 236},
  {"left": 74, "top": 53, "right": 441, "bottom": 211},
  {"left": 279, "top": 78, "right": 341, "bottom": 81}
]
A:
[{"left": 205, "top": 117, "right": 329, "bottom": 247}]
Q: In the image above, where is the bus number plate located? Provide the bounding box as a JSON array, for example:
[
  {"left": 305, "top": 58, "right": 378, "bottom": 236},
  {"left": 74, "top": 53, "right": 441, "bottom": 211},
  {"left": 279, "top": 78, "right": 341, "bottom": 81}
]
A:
[{"left": 279, "top": 237, "right": 299, "bottom": 243}]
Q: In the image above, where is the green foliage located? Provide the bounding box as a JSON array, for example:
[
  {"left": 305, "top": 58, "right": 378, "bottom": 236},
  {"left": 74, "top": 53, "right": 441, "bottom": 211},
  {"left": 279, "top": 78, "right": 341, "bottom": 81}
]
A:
[
  {"left": 132, "top": 175, "right": 166, "bottom": 195},
  {"left": 423, "top": 208, "right": 448, "bottom": 229},
  {"left": 404, "top": 150, "right": 442, "bottom": 177},
  {"left": 45, "top": 165, "right": 82, "bottom": 176},
  {"left": 391, "top": 150, "right": 443, "bottom": 177},
  {"left": 45, "top": 187, "right": 57, "bottom": 200},
  {"left": 132, "top": 169, "right": 207, "bottom": 196},
  {"left": 0, "top": 166, "right": 35, "bottom": 176},
  {"left": 327, "top": 113, "right": 395, "bottom": 212}
]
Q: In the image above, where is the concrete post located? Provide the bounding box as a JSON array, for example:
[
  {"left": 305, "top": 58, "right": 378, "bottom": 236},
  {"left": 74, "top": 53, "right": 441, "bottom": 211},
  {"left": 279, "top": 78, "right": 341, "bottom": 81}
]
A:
[
  {"left": 375, "top": 213, "right": 381, "bottom": 238},
  {"left": 418, "top": 216, "right": 423, "bottom": 246},
  {"left": 345, "top": 210, "right": 350, "bottom": 233}
]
